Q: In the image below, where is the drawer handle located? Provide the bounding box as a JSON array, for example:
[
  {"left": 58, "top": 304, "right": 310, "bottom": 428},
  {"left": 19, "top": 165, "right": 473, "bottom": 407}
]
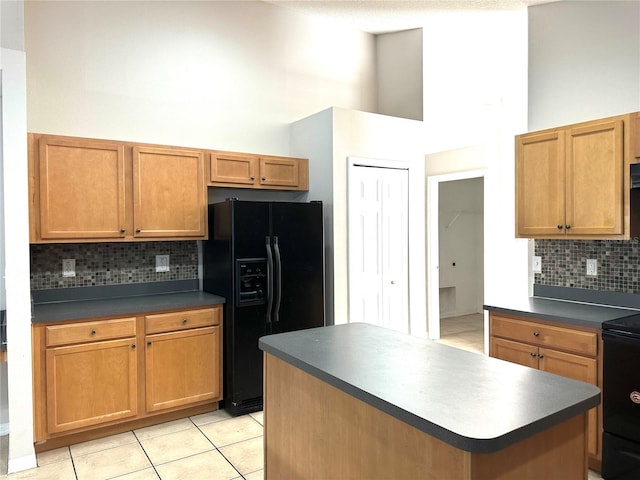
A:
[
  {"left": 533, "top": 331, "right": 540, "bottom": 337},
  {"left": 182, "top": 318, "right": 188, "bottom": 325},
  {"left": 90, "top": 329, "right": 97, "bottom": 336}
]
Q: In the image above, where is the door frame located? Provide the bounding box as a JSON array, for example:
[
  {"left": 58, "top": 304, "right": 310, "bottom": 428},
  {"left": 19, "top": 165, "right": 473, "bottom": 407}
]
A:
[
  {"left": 427, "top": 169, "right": 486, "bottom": 346},
  {"left": 347, "top": 157, "right": 410, "bottom": 332}
]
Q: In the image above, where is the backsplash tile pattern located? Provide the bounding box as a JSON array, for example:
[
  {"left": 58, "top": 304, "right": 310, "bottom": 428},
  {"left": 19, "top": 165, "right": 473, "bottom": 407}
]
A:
[
  {"left": 534, "top": 239, "right": 640, "bottom": 293},
  {"left": 30, "top": 242, "right": 199, "bottom": 290}
]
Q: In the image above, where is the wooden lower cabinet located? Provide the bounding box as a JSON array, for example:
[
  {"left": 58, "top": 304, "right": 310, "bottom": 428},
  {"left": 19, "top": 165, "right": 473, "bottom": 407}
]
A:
[
  {"left": 145, "top": 326, "right": 221, "bottom": 412},
  {"left": 46, "top": 338, "right": 138, "bottom": 434},
  {"left": 33, "top": 305, "right": 223, "bottom": 447},
  {"left": 489, "top": 312, "right": 602, "bottom": 471}
]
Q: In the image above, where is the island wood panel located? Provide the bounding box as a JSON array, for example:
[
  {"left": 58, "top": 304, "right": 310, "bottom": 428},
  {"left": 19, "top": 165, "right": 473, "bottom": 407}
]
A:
[{"left": 264, "top": 353, "right": 588, "bottom": 480}]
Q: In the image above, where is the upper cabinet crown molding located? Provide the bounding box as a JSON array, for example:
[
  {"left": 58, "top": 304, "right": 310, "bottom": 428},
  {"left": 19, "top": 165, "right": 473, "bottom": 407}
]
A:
[
  {"left": 29, "top": 133, "right": 207, "bottom": 243},
  {"left": 515, "top": 111, "right": 640, "bottom": 240}
]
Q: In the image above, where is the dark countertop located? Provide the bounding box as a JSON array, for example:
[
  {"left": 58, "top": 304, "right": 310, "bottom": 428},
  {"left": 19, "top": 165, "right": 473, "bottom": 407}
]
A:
[
  {"left": 258, "top": 323, "right": 601, "bottom": 454},
  {"left": 483, "top": 297, "right": 639, "bottom": 329},
  {"left": 32, "top": 281, "right": 225, "bottom": 323}
]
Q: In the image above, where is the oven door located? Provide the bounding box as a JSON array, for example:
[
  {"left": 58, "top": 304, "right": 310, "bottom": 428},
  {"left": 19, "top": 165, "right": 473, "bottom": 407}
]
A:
[
  {"left": 603, "top": 329, "right": 640, "bottom": 479},
  {"left": 603, "top": 329, "right": 640, "bottom": 442}
]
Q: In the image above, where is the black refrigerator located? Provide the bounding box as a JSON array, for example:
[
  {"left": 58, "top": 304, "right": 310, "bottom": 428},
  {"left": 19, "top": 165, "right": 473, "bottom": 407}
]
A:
[{"left": 203, "top": 199, "right": 325, "bottom": 415}]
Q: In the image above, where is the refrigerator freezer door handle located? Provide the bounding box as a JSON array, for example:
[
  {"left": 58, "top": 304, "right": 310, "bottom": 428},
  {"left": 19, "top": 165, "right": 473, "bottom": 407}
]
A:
[
  {"left": 265, "top": 236, "right": 274, "bottom": 325},
  {"left": 273, "top": 236, "right": 282, "bottom": 323}
]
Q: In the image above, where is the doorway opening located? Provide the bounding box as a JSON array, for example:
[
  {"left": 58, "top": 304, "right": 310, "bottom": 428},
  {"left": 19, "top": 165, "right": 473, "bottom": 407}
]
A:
[{"left": 427, "top": 170, "right": 485, "bottom": 353}]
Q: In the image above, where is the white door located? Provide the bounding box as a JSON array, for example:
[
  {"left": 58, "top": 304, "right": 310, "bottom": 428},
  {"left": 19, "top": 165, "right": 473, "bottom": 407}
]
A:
[{"left": 348, "top": 163, "right": 409, "bottom": 333}]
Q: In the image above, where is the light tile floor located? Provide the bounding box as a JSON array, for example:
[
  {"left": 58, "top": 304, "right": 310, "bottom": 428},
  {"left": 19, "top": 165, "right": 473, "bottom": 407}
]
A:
[
  {"left": 0, "top": 410, "right": 263, "bottom": 480},
  {"left": 438, "top": 313, "right": 485, "bottom": 354},
  {"left": 0, "top": 317, "right": 605, "bottom": 479}
]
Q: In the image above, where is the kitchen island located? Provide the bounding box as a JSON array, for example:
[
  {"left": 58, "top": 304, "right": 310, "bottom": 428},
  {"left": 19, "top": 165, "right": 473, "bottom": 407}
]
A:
[{"left": 258, "top": 323, "right": 600, "bottom": 480}]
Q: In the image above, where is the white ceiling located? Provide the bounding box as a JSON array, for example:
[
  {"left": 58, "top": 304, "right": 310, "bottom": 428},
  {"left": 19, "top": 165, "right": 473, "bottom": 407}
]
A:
[{"left": 266, "top": 0, "right": 557, "bottom": 34}]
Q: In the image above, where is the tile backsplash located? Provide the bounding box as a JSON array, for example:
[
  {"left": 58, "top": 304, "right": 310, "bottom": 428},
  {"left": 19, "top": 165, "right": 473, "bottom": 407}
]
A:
[
  {"left": 30, "top": 242, "right": 199, "bottom": 290},
  {"left": 534, "top": 239, "right": 640, "bottom": 294}
]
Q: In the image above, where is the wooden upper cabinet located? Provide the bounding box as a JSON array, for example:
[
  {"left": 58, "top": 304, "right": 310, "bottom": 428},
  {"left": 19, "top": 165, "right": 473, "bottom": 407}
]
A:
[
  {"left": 29, "top": 134, "right": 207, "bottom": 243},
  {"left": 209, "top": 151, "right": 308, "bottom": 191},
  {"left": 133, "top": 146, "right": 206, "bottom": 238},
  {"left": 34, "top": 136, "right": 127, "bottom": 240},
  {"left": 566, "top": 120, "right": 623, "bottom": 236},
  {"left": 210, "top": 152, "right": 258, "bottom": 186},
  {"left": 515, "top": 112, "right": 636, "bottom": 239},
  {"left": 516, "top": 131, "right": 565, "bottom": 236}
]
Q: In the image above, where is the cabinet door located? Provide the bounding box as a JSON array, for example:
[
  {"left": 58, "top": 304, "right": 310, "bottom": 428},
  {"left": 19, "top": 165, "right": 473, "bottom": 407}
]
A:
[
  {"left": 210, "top": 153, "right": 258, "bottom": 186},
  {"left": 37, "top": 136, "right": 127, "bottom": 240},
  {"left": 539, "top": 348, "right": 599, "bottom": 458},
  {"left": 515, "top": 131, "right": 566, "bottom": 237},
  {"left": 145, "top": 326, "right": 221, "bottom": 412},
  {"left": 490, "top": 337, "right": 538, "bottom": 368},
  {"left": 566, "top": 120, "right": 624, "bottom": 235},
  {"left": 259, "top": 156, "right": 299, "bottom": 188},
  {"left": 46, "top": 338, "right": 138, "bottom": 433},
  {"left": 133, "top": 146, "right": 206, "bottom": 238}
]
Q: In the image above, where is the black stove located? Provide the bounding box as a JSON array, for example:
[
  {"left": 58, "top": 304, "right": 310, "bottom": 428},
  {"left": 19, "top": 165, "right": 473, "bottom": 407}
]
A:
[
  {"left": 602, "top": 312, "right": 640, "bottom": 479},
  {"left": 602, "top": 313, "right": 640, "bottom": 336}
]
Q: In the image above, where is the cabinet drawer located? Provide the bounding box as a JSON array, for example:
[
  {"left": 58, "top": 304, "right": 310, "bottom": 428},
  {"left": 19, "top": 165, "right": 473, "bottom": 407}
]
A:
[
  {"left": 145, "top": 307, "right": 221, "bottom": 334},
  {"left": 45, "top": 317, "right": 136, "bottom": 347},
  {"left": 490, "top": 314, "right": 597, "bottom": 356}
]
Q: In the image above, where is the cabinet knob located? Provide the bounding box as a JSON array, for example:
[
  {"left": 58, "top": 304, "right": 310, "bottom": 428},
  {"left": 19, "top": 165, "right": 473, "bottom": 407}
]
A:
[
  {"left": 120, "top": 228, "right": 126, "bottom": 234},
  {"left": 530, "top": 352, "right": 536, "bottom": 357},
  {"left": 131, "top": 344, "right": 137, "bottom": 349},
  {"left": 182, "top": 318, "right": 188, "bottom": 324},
  {"left": 90, "top": 329, "right": 97, "bottom": 336},
  {"left": 565, "top": 224, "right": 571, "bottom": 230},
  {"left": 147, "top": 341, "right": 152, "bottom": 346},
  {"left": 557, "top": 224, "right": 563, "bottom": 230},
  {"left": 261, "top": 177, "right": 266, "bottom": 181},
  {"left": 250, "top": 176, "right": 255, "bottom": 180},
  {"left": 533, "top": 331, "right": 540, "bottom": 337},
  {"left": 135, "top": 228, "right": 141, "bottom": 233},
  {"left": 538, "top": 353, "right": 544, "bottom": 359}
]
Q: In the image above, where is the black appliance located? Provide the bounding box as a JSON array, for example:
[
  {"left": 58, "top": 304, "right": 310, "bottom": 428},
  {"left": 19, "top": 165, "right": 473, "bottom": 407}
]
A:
[
  {"left": 602, "top": 314, "right": 640, "bottom": 479},
  {"left": 203, "top": 199, "right": 325, "bottom": 415}
]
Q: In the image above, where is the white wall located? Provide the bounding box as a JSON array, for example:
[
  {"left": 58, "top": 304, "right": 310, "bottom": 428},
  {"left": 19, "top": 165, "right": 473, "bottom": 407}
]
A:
[
  {"left": 423, "top": 9, "right": 530, "bottom": 314},
  {"left": 291, "top": 107, "right": 426, "bottom": 336},
  {"left": 24, "top": 0, "right": 377, "bottom": 153},
  {"left": 1, "top": 0, "right": 36, "bottom": 472},
  {"left": 439, "top": 177, "right": 484, "bottom": 317},
  {"left": 528, "top": 1, "right": 640, "bottom": 130},
  {"left": 422, "top": 10, "right": 528, "bottom": 154},
  {"left": 376, "top": 28, "right": 423, "bottom": 121}
]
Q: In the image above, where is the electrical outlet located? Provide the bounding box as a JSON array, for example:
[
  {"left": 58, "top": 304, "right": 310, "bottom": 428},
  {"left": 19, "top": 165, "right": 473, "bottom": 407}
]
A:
[
  {"left": 532, "top": 256, "right": 542, "bottom": 273},
  {"left": 156, "top": 255, "right": 170, "bottom": 273},
  {"left": 586, "top": 259, "right": 598, "bottom": 276},
  {"left": 62, "top": 258, "right": 76, "bottom": 277}
]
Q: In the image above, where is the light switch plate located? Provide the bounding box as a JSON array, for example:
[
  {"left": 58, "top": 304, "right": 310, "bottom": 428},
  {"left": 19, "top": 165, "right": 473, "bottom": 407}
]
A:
[
  {"left": 156, "top": 255, "right": 170, "bottom": 273},
  {"left": 532, "top": 256, "right": 542, "bottom": 274},
  {"left": 62, "top": 258, "right": 76, "bottom": 277}
]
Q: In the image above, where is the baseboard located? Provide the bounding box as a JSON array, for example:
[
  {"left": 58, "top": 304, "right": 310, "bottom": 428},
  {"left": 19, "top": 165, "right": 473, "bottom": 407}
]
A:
[{"left": 8, "top": 452, "right": 37, "bottom": 475}]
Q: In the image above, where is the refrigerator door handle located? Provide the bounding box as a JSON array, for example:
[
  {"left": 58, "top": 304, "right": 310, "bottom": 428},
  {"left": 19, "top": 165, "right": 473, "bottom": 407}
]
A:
[
  {"left": 273, "top": 236, "right": 282, "bottom": 323},
  {"left": 265, "top": 236, "right": 274, "bottom": 325}
]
